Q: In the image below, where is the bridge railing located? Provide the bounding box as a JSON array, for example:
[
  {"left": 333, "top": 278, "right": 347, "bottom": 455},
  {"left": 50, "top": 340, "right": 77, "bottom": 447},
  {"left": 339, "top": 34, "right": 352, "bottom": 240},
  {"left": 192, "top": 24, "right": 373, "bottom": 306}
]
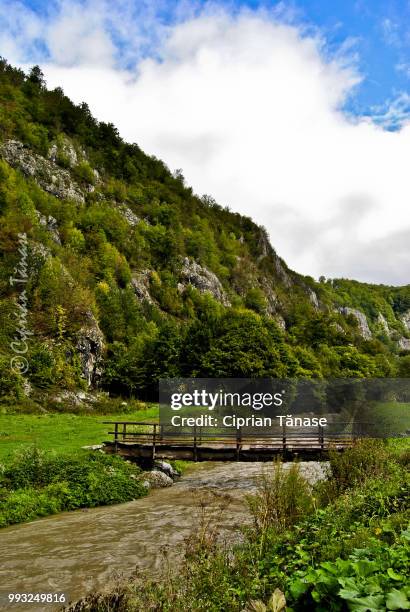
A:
[{"left": 103, "top": 421, "right": 363, "bottom": 456}]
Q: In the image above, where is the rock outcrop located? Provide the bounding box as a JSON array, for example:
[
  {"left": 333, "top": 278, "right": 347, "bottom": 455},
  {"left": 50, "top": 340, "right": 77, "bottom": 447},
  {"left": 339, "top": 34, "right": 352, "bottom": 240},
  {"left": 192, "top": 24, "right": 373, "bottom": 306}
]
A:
[
  {"left": 131, "top": 270, "right": 154, "bottom": 304},
  {"left": 308, "top": 289, "right": 319, "bottom": 310},
  {"left": 179, "top": 257, "right": 230, "bottom": 306},
  {"left": 48, "top": 136, "right": 78, "bottom": 167},
  {"left": 35, "top": 211, "right": 61, "bottom": 244},
  {"left": 401, "top": 310, "right": 410, "bottom": 332},
  {"left": 0, "top": 140, "right": 85, "bottom": 203},
  {"left": 339, "top": 307, "right": 372, "bottom": 340},
  {"left": 376, "top": 312, "right": 391, "bottom": 336},
  {"left": 76, "top": 312, "right": 105, "bottom": 387},
  {"left": 118, "top": 204, "right": 140, "bottom": 227},
  {"left": 398, "top": 337, "right": 410, "bottom": 351}
]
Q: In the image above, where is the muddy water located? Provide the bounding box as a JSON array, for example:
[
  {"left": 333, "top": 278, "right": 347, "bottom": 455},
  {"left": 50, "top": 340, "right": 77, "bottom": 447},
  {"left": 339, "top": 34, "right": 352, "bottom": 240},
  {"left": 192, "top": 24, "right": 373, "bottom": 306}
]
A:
[{"left": 0, "top": 461, "right": 327, "bottom": 611}]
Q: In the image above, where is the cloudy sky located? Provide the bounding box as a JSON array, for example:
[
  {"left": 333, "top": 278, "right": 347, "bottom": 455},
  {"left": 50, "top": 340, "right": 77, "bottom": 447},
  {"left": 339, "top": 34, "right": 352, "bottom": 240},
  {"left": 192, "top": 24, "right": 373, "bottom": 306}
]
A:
[{"left": 1, "top": 0, "right": 410, "bottom": 285}]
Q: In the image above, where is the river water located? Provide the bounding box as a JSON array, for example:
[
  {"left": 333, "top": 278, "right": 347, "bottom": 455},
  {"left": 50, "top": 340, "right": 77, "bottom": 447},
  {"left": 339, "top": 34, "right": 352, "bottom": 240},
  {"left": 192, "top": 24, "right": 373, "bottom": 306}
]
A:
[{"left": 0, "top": 461, "right": 327, "bottom": 611}]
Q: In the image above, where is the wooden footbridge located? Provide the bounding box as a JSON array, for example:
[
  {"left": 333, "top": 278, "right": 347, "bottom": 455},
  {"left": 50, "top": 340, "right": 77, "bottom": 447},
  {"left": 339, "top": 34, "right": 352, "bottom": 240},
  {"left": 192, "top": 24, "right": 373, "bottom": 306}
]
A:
[{"left": 103, "top": 421, "right": 359, "bottom": 462}]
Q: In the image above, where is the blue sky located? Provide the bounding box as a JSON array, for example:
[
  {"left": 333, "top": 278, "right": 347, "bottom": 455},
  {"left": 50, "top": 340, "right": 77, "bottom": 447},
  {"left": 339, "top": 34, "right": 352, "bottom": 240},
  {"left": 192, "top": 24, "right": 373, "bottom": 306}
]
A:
[
  {"left": 1, "top": 0, "right": 410, "bottom": 283},
  {"left": 9, "top": 0, "right": 410, "bottom": 127}
]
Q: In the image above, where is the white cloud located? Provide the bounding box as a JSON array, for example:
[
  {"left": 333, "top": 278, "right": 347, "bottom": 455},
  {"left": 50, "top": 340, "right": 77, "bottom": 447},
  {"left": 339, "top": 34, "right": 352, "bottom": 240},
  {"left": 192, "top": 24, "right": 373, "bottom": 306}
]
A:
[{"left": 2, "top": 2, "right": 410, "bottom": 284}]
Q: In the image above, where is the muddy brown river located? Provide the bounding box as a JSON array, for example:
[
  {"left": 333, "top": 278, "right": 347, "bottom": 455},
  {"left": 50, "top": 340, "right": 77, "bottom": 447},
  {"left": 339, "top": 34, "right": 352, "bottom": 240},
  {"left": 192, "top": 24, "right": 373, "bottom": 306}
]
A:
[{"left": 0, "top": 461, "right": 327, "bottom": 611}]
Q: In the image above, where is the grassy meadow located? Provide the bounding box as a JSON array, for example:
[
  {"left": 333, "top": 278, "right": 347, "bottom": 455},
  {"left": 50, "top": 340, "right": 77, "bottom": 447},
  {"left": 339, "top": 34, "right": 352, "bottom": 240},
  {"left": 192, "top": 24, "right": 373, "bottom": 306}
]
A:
[{"left": 0, "top": 404, "right": 159, "bottom": 461}]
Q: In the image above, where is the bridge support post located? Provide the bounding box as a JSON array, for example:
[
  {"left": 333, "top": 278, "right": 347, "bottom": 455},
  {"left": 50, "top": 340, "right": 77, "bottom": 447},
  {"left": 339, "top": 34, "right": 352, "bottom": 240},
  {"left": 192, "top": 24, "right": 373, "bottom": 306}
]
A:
[
  {"left": 114, "top": 422, "right": 119, "bottom": 453},
  {"left": 236, "top": 427, "right": 241, "bottom": 460},
  {"left": 319, "top": 425, "right": 324, "bottom": 450},
  {"left": 193, "top": 425, "right": 198, "bottom": 461},
  {"left": 282, "top": 424, "right": 287, "bottom": 457},
  {"left": 152, "top": 424, "right": 157, "bottom": 461}
]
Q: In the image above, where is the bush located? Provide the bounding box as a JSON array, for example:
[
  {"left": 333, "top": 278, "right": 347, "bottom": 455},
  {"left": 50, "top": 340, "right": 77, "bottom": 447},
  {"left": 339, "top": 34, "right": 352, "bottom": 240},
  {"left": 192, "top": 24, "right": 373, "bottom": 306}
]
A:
[
  {"left": 247, "top": 461, "right": 314, "bottom": 537},
  {"left": 316, "top": 438, "right": 398, "bottom": 503},
  {"left": 0, "top": 448, "right": 147, "bottom": 526}
]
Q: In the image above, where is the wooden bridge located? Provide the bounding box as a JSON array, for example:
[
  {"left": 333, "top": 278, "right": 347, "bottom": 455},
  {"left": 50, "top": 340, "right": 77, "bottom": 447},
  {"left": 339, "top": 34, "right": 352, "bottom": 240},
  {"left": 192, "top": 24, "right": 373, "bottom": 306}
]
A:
[{"left": 103, "top": 421, "right": 358, "bottom": 462}]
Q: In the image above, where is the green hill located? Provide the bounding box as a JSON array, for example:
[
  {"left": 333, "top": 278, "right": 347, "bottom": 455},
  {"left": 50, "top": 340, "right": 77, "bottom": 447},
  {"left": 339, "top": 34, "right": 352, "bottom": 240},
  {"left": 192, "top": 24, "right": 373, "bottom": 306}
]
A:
[{"left": 0, "top": 59, "right": 409, "bottom": 404}]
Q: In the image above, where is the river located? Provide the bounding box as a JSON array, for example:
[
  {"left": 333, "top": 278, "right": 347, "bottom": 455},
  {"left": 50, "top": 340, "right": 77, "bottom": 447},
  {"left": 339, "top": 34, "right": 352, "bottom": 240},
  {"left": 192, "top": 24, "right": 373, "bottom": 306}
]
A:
[{"left": 0, "top": 461, "right": 327, "bottom": 611}]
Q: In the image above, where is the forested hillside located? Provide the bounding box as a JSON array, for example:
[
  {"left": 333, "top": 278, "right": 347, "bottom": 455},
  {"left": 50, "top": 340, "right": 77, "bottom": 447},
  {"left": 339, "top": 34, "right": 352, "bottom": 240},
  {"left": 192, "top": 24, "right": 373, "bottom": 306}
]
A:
[{"left": 0, "top": 58, "right": 409, "bottom": 405}]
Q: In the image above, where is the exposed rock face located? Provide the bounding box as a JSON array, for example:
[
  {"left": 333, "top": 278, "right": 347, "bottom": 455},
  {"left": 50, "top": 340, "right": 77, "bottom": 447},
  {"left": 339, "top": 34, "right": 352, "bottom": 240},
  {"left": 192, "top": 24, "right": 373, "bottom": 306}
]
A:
[
  {"left": 179, "top": 257, "right": 230, "bottom": 306},
  {"left": 257, "top": 226, "right": 272, "bottom": 260},
  {"left": 0, "top": 140, "right": 85, "bottom": 204},
  {"left": 259, "top": 277, "right": 280, "bottom": 316},
  {"left": 28, "top": 240, "right": 52, "bottom": 264},
  {"left": 35, "top": 211, "right": 61, "bottom": 244},
  {"left": 308, "top": 289, "right": 319, "bottom": 310},
  {"left": 76, "top": 312, "right": 105, "bottom": 388},
  {"left": 401, "top": 310, "right": 410, "bottom": 332},
  {"left": 118, "top": 204, "right": 140, "bottom": 227},
  {"left": 274, "top": 315, "right": 286, "bottom": 330},
  {"left": 48, "top": 136, "right": 78, "bottom": 167},
  {"left": 376, "top": 312, "right": 391, "bottom": 336},
  {"left": 131, "top": 270, "right": 153, "bottom": 304},
  {"left": 339, "top": 307, "right": 372, "bottom": 340},
  {"left": 398, "top": 337, "right": 410, "bottom": 351},
  {"left": 53, "top": 389, "right": 99, "bottom": 406},
  {"left": 273, "top": 255, "right": 292, "bottom": 287}
]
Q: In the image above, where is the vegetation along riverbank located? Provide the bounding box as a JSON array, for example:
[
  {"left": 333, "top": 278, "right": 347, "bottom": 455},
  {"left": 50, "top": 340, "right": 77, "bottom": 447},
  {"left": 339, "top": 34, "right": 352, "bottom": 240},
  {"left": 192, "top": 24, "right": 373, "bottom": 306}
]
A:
[
  {"left": 0, "top": 401, "right": 187, "bottom": 527},
  {"left": 66, "top": 439, "right": 410, "bottom": 612}
]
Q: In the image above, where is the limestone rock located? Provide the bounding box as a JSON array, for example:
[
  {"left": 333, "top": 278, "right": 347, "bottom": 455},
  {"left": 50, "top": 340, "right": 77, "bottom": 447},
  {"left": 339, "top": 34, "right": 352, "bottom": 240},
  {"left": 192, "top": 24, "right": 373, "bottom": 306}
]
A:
[
  {"left": 53, "top": 389, "right": 98, "bottom": 406},
  {"left": 339, "top": 307, "right": 372, "bottom": 340},
  {"left": 398, "top": 337, "right": 410, "bottom": 351},
  {"left": 145, "top": 470, "right": 173, "bottom": 488},
  {"left": 154, "top": 460, "right": 180, "bottom": 480},
  {"left": 48, "top": 136, "right": 78, "bottom": 167},
  {"left": 29, "top": 241, "right": 52, "bottom": 263},
  {"left": 1, "top": 139, "right": 85, "bottom": 204},
  {"left": 118, "top": 204, "right": 140, "bottom": 227},
  {"left": 76, "top": 312, "right": 105, "bottom": 388},
  {"left": 274, "top": 315, "right": 286, "bottom": 330},
  {"left": 401, "top": 310, "right": 410, "bottom": 332},
  {"left": 259, "top": 277, "right": 280, "bottom": 316},
  {"left": 376, "top": 312, "right": 391, "bottom": 336},
  {"left": 308, "top": 289, "right": 319, "bottom": 310},
  {"left": 35, "top": 211, "right": 61, "bottom": 244},
  {"left": 180, "top": 257, "right": 230, "bottom": 306},
  {"left": 82, "top": 444, "right": 104, "bottom": 451},
  {"left": 131, "top": 270, "right": 153, "bottom": 304}
]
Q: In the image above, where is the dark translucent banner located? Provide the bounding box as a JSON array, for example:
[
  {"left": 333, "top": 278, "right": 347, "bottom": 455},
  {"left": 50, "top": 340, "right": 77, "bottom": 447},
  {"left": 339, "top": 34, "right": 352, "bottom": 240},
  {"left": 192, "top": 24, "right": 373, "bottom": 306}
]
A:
[{"left": 159, "top": 378, "right": 410, "bottom": 439}]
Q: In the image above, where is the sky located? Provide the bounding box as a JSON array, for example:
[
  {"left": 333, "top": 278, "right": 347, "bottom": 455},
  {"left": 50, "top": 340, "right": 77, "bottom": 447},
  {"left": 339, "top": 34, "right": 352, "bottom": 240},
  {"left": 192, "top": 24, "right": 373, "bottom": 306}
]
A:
[{"left": 1, "top": 0, "right": 410, "bottom": 285}]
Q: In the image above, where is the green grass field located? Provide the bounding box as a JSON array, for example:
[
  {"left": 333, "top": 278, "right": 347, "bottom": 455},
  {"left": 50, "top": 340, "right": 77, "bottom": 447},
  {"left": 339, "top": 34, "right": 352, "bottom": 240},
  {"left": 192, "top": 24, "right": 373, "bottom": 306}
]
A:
[{"left": 0, "top": 406, "right": 159, "bottom": 461}]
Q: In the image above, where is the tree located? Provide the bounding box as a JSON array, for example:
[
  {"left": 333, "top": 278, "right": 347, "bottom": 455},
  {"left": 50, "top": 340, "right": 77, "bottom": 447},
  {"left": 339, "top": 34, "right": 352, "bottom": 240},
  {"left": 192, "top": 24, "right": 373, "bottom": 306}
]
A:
[{"left": 28, "top": 65, "right": 46, "bottom": 88}]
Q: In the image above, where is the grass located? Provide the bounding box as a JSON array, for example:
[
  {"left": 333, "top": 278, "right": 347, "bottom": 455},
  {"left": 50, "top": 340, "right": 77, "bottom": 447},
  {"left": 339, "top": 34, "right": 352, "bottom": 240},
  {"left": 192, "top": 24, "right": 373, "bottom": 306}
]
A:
[
  {"left": 367, "top": 401, "right": 410, "bottom": 436},
  {"left": 0, "top": 405, "right": 159, "bottom": 461}
]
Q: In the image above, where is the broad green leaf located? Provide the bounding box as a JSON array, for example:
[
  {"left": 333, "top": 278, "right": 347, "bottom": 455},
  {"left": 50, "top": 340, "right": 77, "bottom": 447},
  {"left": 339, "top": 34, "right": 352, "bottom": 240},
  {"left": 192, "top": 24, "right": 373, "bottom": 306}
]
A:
[
  {"left": 289, "top": 579, "right": 309, "bottom": 600},
  {"left": 387, "top": 568, "right": 404, "bottom": 581},
  {"left": 386, "top": 589, "right": 410, "bottom": 610},
  {"left": 346, "top": 594, "right": 385, "bottom": 611}
]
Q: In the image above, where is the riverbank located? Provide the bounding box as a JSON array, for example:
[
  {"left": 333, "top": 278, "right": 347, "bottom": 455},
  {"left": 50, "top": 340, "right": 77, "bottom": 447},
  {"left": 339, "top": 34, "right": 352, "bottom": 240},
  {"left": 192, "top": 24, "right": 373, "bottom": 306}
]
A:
[
  {"left": 0, "top": 402, "right": 165, "bottom": 528},
  {"left": 0, "top": 460, "right": 327, "bottom": 612},
  {"left": 67, "top": 439, "right": 410, "bottom": 612}
]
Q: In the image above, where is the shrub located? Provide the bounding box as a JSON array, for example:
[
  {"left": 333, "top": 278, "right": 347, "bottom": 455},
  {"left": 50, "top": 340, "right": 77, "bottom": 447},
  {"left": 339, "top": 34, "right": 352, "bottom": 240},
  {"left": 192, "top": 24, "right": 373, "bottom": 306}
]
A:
[
  {"left": 247, "top": 460, "right": 314, "bottom": 537},
  {"left": 0, "top": 448, "right": 147, "bottom": 526},
  {"left": 317, "top": 438, "right": 398, "bottom": 503}
]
